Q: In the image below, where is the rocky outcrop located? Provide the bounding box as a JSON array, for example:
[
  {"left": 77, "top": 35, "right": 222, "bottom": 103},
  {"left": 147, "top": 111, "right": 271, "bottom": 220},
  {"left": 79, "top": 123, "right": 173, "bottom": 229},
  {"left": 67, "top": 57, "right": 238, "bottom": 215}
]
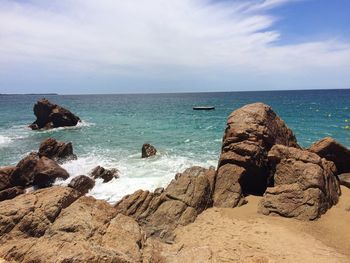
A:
[
  {"left": 0, "top": 187, "right": 144, "bottom": 263},
  {"left": 68, "top": 175, "right": 95, "bottom": 194},
  {"left": 309, "top": 137, "right": 350, "bottom": 174},
  {"left": 29, "top": 99, "right": 80, "bottom": 130},
  {"left": 258, "top": 145, "right": 341, "bottom": 220},
  {"left": 0, "top": 186, "right": 24, "bottom": 202},
  {"left": 90, "top": 166, "right": 119, "bottom": 183},
  {"left": 213, "top": 103, "right": 299, "bottom": 208},
  {"left": 0, "top": 166, "right": 16, "bottom": 191},
  {"left": 338, "top": 173, "right": 350, "bottom": 189},
  {"left": 12, "top": 153, "right": 69, "bottom": 188},
  {"left": 38, "top": 138, "right": 77, "bottom": 163},
  {"left": 115, "top": 166, "right": 215, "bottom": 241},
  {"left": 142, "top": 143, "right": 157, "bottom": 158}
]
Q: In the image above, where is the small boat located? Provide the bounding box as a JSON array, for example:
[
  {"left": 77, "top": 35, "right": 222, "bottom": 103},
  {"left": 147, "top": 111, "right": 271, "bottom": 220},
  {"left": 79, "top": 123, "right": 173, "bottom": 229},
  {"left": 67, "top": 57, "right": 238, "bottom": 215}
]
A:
[{"left": 193, "top": 106, "right": 215, "bottom": 110}]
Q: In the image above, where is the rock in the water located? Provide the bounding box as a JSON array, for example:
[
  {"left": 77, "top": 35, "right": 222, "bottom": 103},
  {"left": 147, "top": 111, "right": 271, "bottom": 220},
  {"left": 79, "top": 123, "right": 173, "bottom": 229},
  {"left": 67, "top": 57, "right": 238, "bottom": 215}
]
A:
[
  {"left": 309, "top": 137, "right": 350, "bottom": 174},
  {"left": 0, "top": 186, "right": 24, "bottom": 202},
  {"left": 115, "top": 166, "right": 215, "bottom": 241},
  {"left": 38, "top": 138, "right": 77, "bottom": 163},
  {"left": 142, "top": 143, "right": 157, "bottom": 158},
  {"left": 29, "top": 98, "right": 80, "bottom": 130},
  {"left": 0, "top": 186, "right": 143, "bottom": 263},
  {"left": 68, "top": 175, "right": 95, "bottom": 194},
  {"left": 338, "top": 173, "right": 350, "bottom": 189},
  {"left": 11, "top": 153, "right": 69, "bottom": 188},
  {"left": 213, "top": 103, "right": 298, "bottom": 208},
  {"left": 258, "top": 145, "right": 341, "bottom": 220},
  {"left": 90, "top": 166, "right": 119, "bottom": 183}
]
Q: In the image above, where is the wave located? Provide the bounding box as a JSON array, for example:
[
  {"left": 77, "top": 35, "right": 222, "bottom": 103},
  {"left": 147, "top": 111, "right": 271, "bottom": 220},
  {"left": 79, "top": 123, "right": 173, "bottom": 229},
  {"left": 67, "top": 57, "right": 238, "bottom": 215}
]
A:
[
  {"left": 58, "top": 151, "right": 217, "bottom": 204},
  {"left": 0, "top": 135, "right": 12, "bottom": 146},
  {"left": 36, "top": 120, "right": 95, "bottom": 133}
]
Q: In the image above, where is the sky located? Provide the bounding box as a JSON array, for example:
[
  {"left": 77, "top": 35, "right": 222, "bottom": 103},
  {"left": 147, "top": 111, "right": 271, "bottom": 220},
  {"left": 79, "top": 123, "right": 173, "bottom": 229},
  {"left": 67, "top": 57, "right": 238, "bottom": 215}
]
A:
[{"left": 0, "top": 0, "right": 350, "bottom": 94}]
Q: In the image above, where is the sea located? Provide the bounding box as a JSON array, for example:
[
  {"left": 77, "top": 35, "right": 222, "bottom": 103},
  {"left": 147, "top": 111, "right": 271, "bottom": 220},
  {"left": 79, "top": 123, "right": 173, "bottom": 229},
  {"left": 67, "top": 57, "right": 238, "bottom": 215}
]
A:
[{"left": 1, "top": 90, "right": 350, "bottom": 203}]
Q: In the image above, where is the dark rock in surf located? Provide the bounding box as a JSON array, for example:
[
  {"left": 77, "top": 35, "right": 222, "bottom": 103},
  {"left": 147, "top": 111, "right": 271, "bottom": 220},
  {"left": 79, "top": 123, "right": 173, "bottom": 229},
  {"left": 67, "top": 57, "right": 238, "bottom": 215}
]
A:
[
  {"left": 29, "top": 98, "right": 80, "bottom": 130},
  {"left": 68, "top": 175, "right": 95, "bottom": 194},
  {"left": 90, "top": 166, "right": 119, "bottom": 183},
  {"left": 142, "top": 143, "right": 157, "bottom": 158},
  {"left": 38, "top": 138, "right": 77, "bottom": 163}
]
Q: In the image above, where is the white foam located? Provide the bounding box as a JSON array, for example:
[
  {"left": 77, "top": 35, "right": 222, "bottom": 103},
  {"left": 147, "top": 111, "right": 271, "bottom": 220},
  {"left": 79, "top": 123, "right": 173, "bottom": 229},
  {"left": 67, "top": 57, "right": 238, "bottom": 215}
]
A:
[
  {"left": 58, "top": 151, "right": 217, "bottom": 204},
  {"left": 0, "top": 135, "right": 12, "bottom": 146},
  {"left": 37, "top": 120, "right": 95, "bottom": 133}
]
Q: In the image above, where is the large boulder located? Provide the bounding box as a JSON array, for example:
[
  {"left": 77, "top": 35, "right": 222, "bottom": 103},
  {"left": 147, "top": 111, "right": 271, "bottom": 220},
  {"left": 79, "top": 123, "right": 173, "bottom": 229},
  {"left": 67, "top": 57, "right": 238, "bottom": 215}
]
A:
[
  {"left": 309, "top": 137, "right": 350, "bottom": 174},
  {"left": 11, "top": 153, "right": 69, "bottom": 188},
  {"left": 213, "top": 103, "right": 298, "bottom": 208},
  {"left": 29, "top": 99, "right": 80, "bottom": 130},
  {"left": 0, "top": 187, "right": 144, "bottom": 263},
  {"left": 142, "top": 143, "right": 157, "bottom": 158},
  {"left": 68, "top": 175, "right": 95, "bottom": 194},
  {"left": 90, "top": 166, "right": 119, "bottom": 183},
  {"left": 38, "top": 138, "right": 77, "bottom": 163},
  {"left": 258, "top": 145, "right": 341, "bottom": 220},
  {"left": 115, "top": 166, "right": 215, "bottom": 241},
  {"left": 0, "top": 166, "right": 16, "bottom": 191}
]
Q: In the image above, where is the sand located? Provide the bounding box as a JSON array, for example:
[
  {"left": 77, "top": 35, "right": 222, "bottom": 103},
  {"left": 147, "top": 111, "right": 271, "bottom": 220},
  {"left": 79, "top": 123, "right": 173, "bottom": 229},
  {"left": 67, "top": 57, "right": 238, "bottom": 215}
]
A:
[{"left": 155, "top": 186, "right": 350, "bottom": 262}]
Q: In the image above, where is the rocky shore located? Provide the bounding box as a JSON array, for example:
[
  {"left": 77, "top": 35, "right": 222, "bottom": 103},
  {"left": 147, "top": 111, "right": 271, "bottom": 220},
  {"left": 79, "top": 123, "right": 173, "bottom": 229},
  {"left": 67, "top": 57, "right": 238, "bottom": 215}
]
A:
[{"left": 1, "top": 102, "right": 350, "bottom": 262}]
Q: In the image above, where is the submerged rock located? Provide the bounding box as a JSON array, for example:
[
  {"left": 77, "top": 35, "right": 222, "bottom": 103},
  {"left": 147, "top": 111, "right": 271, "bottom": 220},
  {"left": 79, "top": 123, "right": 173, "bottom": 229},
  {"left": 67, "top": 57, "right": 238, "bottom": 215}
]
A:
[
  {"left": 142, "top": 143, "right": 157, "bottom": 158},
  {"left": 258, "top": 145, "right": 341, "bottom": 220},
  {"left": 309, "top": 137, "right": 350, "bottom": 174},
  {"left": 213, "top": 103, "right": 298, "bottom": 208},
  {"left": 29, "top": 98, "right": 80, "bottom": 130},
  {"left": 115, "top": 166, "right": 215, "bottom": 241},
  {"left": 90, "top": 166, "right": 119, "bottom": 183},
  {"left": 0, "top": 186, "right": 143, "bottom": 263},
  {"left": 68, "top": 175, "right": 95, "bottom": 194},
  {"left": 38, "top": 138, "right": 77, "bottom": 163}
]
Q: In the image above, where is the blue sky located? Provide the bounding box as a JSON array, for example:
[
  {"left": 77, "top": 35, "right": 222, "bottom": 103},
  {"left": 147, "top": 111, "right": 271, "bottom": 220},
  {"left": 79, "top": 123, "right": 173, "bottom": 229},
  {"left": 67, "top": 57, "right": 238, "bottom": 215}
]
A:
[{"left": 0, "top": 0, "right": 350, "bottom": 94}]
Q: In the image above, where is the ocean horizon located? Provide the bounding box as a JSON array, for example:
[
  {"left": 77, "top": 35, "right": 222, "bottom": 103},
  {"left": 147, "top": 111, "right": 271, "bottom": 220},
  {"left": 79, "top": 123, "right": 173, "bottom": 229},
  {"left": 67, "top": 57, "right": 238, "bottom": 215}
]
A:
[{"left": 1, "top": 89, "right": 350, "bottom": 203}]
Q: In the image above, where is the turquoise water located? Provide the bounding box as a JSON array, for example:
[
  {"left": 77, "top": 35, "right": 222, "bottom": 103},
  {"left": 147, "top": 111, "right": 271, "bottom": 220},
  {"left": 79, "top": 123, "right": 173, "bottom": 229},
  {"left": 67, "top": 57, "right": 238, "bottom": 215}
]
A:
[{"left": 1, "top": 90, "right": 350, "bottom": 202}]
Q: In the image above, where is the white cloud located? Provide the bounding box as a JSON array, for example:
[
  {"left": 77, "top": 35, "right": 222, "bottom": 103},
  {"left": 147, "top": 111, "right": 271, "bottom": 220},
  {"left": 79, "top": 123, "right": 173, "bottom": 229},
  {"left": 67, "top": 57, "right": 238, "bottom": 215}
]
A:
[{"left": 0, "top": 0, "right": 349, "bottom": 85}]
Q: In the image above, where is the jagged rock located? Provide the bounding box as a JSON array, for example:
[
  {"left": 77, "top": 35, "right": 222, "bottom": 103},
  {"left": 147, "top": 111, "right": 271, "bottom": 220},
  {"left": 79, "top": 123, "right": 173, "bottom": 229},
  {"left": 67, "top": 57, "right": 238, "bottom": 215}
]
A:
[
  {"left": 68, "top": 175, "right": 95, "bottom": 194},
  {"left": 29, "top": 99, "right": 80, "bottom": 130},
  {"left": 213, "top": 103, "right": 298, "bottom": 208},
  {"left": 258, "top": 145, "right": 341, "bottom": 220},
  {"left": 0, "top": 187, "right": 143, "bottom": 263},
  {"left": 142, "top": 143, "right": 157, "bottom": 158},
  {"left": 11, "top": 153, "right": 69, "bottom": 188},
  {"left": 38, "top": 138, "right": 77, "bottom": 163},
  {"left": 90, "top": 166, "right": 119, "bottom": 183},
  {"left": 0, "top": 166, "right": 16, "bottom": 191},
  {"left": 338, "top": 173, "right": 350, "bottom": 189},
  {"left": 309, "top": 137, "right": 350, "bottom": 174},
  {"left": 115, "top": 166, "right": 215, "bottom": 241},
  {"left": 0, "top": 186, "right": 24, "bottom": 202}
]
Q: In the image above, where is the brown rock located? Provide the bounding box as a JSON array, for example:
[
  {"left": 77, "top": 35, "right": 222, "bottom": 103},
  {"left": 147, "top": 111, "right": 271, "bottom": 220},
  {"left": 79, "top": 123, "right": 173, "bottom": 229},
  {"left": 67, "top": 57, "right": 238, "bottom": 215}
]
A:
[
  {"left": 309, "top": 137, "right": 350, "bottom": 174},
  {"left": 259, "top": 145, "right": 341, "bottom": 220},
  {"left": 29, "top": 98, "right": 80, "bottom": 130},
  {"left": 338, "top": 173, "right": 350, "bottom": 189},
  {"left": 0, "top": 188, "right": 143, "bottom": 263},
  {"left": 38, "top": 138, "right": 77, "bottom": 163},
  {"left": 213, "top": 103, "right": 298, "bottom": 207},
  {"left": 68, "top": 175, "right": 95, "bottom": 194},
  {"left": 90, "top": 166, "right": 119, "bottom": 183},
  {"left": 0, "top": 187, "right": 24, "bottom": 202},
  {"left": 0, "top": 166, "right": 16, "bottom": 191},
  {"left": 11, "top": 153, "right": 69, "bottom": 188},
  {"left": 115, "top": 166, "right": 215, "bottom": 241},
  {"left": 142, "top": 143, "right": 157, "bottom": 158}
]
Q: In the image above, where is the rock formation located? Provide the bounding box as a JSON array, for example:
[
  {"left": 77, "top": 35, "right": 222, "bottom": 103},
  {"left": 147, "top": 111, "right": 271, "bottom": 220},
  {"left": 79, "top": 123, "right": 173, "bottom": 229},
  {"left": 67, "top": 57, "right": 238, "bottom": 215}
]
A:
[
  {"left": 68, "top": 175, "right": 95, "bottom": 194},
  {"left": 213, "top": 103, "right": 299, "bottom": 208},
  {"left": 115, "top": 166, "right": 215, "bottom": 241},
  {"left": 338, "top": 173, "right": 350, "bottom": 189},
  {"left": 258, "top": 145, "right": 341, "bottom": 220},
  {"left": 142, "top": 143, "right": 157, "bottom": 158},
  {"left": 90, "top": 166, "right": 119, "bottom": 183},
  {"left": 29, "top": 99, "right": 80, "bottom": 130},
  {"left": 38, "top": 138, "right": 77, "bottom": 163},
  {"left": 0, "top": 187, "right": 144, "bottom": 263},
  {"left": 309, "top": 137, "right": 350, "bottom": 174}
]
